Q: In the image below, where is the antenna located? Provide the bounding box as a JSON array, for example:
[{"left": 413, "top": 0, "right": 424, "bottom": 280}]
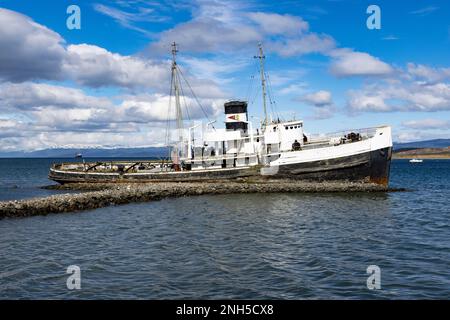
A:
[
  {"left": 171, "top": 41, "right": 178, "bottom": 64},
  {"left": 254, "top": 42, "right": 268, "bottom": 127}
]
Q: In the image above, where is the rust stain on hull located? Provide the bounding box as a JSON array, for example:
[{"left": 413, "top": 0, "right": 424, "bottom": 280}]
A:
[{"left": 369, "top": 176, "right": 389, "bottom": 187}]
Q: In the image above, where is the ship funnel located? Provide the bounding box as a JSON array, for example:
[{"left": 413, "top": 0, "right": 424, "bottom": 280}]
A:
[{"left": 224, "top": 100, "right": 248, "bottom": 133}]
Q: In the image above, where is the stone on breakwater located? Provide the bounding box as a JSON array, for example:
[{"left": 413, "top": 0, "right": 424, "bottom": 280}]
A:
[{"left": 0, "top": 181, "right": 400, "bottom": 219}]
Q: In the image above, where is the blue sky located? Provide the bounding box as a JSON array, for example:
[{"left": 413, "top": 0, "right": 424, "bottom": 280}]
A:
[{"left": 0, "top": 0, "right": 449, "bottom": 151}]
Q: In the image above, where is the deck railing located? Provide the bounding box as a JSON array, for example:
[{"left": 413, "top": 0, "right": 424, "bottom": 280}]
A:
[{"left": 307, "top": 126, "right": 379, "bottom": 143}]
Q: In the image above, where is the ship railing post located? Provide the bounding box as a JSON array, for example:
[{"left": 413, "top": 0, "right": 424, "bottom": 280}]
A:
[
  {"left": 188, "top": 123, "right": 202, "bottom": 160},
  {"left": 243, "top": 120, "right": 255, "bottom": 154}
]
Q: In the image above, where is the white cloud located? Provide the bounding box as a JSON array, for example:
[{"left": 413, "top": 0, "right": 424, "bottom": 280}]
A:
[
  {"left": 0, "top": 119, "right": 17, "bottom": 129},
  {"left": 180, "top": 55, "right": 249, "bottom": 83},
  {"left": 114, "top": 93, "right": 224, "bottom": 122},
  {"left": 300, "top": 90, "right": 333, "bottom": 106},
  {"left": 148, "top": 1, "right": 335, "bottom": 58},
  {"left": 0, "top": 129, "right": 169, "bottom": 152},
  {"left": 402, "top": 118, "right": 450, "bottom": 130},
  {"left": 0, "top": 82, "right": 223, "bottom": 122},
  {"left": 394, "top": 130, "right": 449, "bottom": 143},
  {"left": 406, "top": 63, "right": 450, "bottom": 84},
  {"left": 247, "top": 12, "right": 309, "bottom": 35},
  {"left": 0, "top": 8, "right": 225, "bottom": 95},
  {"left": 0, "top": 118, "right": 31, "bottom": 140},
  {"left": 382, "top": 35, "right": 399, "bottom": 41},
  {"left": 145, "top": 0, "right": 392, "bottom": 82},
  {"left": 0, "top": 81, "right": 225, "bottom": 150},
  {"left": 147, "top": 1, "right": 262, "bottom": 53},
  {"left": 63, "top": 44, "right": 171, "bottom": 89},
  {"left": 329, "top": 49, "right": 393, "bottom": 77},
  {"left": 0, "top": 8, "right": 169, "bottom": 90},
  {"left": 0, "top": 82, "right": 112, "bottom": 111},
  {"left": 278, "top": 83, "right": 308, "bottom": 95},
  {"left": 270, "top": 33, "right": 336, "bottom": 57},
  {"left": 93, "top": 3, "right": 167, "bottom": 35},
  {"left": 265, "top": 70, "right": 306, "bottom": 86},
  {"left": 395, "top": 131, "right": 419, "bottom": 143},
  {"left": 63, "top": 44, "right": 225, "bottom": 96},
  {"left": 0, "top": 8, "right": 66, "bottom": 82},
  {"left": 310, "top": 106, "right": 335, "bottom": 120},
  {"left": 299, "top": 90, "right": 334, "bottom": 119},
  {"left": 1, "top": 3, "right": 395, "bottom": 99},
  {"left": 149, "top": 19, "right": 262, "bottom": 54},
  {"left": 347, "top": 88, "right": 391, "bottom": 112},
  {"left": 30, "top": 107, "right": 123, "bottom": 132},
  {"left": 0, "top": 5, "right": 232, "bottom": 152},
  {"left": 409, "top": 6, "right": 439, "bottom": 16},
  {"left": 347, "top": 79, "right": 450, "bottom": 113},
  {"left": 2, "top": 4, "right": 449, "bottom": 150}
]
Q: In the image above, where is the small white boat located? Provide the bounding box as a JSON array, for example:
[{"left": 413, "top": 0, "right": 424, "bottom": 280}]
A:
[{"left": 409, "top": 159, "right": 423, "bottom": 163}]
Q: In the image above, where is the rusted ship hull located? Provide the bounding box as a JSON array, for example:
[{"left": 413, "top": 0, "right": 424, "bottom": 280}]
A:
[
  {"left": 49, "top": 165, "right": 259, "bottom": 184},
  {"left": 49, "top": 147, "right": 391, "bottom": 186},
  {"left": 269, "top": 147, "right": 392, "bottom": 186}
]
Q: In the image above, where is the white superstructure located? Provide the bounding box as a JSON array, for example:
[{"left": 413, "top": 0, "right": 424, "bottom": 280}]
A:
[{"left": 167, "top": 42, "right": 393, "bottom": 185}]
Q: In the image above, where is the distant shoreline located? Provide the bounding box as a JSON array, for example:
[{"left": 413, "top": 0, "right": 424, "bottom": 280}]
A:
[
  {"left": 393, "top": 154, "right": 450, "bottom": 159},
  {"left": 392, "top": 146, "right": 450, "bottom": 159}
]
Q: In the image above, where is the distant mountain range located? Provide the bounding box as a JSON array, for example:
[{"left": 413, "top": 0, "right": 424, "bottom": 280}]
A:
[
  {"left": 0, "top": 147, "right": 169, "bottom": 158},
  {"left": 393, "top": 146, "right": 450, "bottom": 159},
  {"left": 393, "top": 139, "right": 450, "bottom": 150},
  {"left": 0, "top": 139, "right": 448, "bottom": 158}
]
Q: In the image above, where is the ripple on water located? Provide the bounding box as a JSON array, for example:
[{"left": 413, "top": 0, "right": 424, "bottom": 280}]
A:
[{"left": 0, "top": 160, "right": 449, "bottom": 299}]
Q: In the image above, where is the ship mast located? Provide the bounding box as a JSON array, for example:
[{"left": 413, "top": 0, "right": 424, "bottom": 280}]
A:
[
  {"left": 255, "top": 43, "right": 268, "bottom": 127},
  {"left": 171, "top": 42, "right": 184, "bottom": 155}
]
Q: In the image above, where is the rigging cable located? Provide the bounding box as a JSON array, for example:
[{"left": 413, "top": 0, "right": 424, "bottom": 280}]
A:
[
  {"left": 177, "top": 66, "right": 216, "bottom": 130},
  {"left": 245, "top": 74, "right": 255, "bottom": 102},
  {"left": 248, "top": 53, "right": 259, "bottom": 106},
  {"left": 178, "top": 72, "right": 192, "bottom": 123},
  {"left": 250, "top": 85, "right": 261, "bottom": 107},
  {"left": 245, "top": 61, "right": 259, "bottom": 103},
  {"left": 265, "top": 72, "right": 281, "bottom": 121}
]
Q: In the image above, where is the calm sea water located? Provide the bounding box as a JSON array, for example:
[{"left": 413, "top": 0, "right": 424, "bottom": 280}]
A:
[{"left": 0, "top": 158, "right": 449, "bottom": 299}]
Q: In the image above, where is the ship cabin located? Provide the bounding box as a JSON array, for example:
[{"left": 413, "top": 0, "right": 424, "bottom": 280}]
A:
[
  {"left": 182, "top": 100, "right": 259, "bottom": 171},
  {"left": 263, "top": 120, "right": 305, "bottom": 163}
]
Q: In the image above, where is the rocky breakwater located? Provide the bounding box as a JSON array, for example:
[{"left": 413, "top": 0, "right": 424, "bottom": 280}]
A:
[{"left": 0, "top": 180, "right": 397, "bottom": 219}]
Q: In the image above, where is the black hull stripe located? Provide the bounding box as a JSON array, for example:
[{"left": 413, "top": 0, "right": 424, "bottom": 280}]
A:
[{"left": 272, "top": 147, "right": 392, "bottom": 185}]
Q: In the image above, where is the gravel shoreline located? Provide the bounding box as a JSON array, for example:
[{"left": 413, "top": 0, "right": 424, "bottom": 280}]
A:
[{"left": 0, "top": 180, "right": 403, "bottom": 219}]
